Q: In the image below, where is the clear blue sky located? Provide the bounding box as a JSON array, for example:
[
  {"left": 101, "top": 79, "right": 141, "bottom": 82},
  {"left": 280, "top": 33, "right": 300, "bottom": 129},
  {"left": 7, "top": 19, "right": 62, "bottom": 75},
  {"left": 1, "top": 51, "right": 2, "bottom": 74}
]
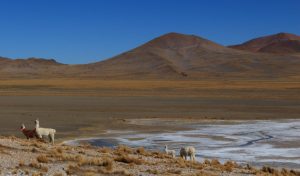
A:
[{"left": 0, "top": 0, "right": 299, "bottom": 64}]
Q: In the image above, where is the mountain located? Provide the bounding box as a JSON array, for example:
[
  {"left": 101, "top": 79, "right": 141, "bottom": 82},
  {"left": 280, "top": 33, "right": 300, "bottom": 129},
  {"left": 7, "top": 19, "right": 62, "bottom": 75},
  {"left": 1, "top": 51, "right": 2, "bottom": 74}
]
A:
[
  {"left": 0, "top": 57, "right": 65, "bottom": 78},
  {"left": 0, "top": 32, "right": 300, "bottom": 80},
  {"left": 84, "top": 32, "right": 239, "bottom": 78},
  {"left": 80, "top": 32, "right": 300, "bottom": 79},
  {"left": 229, "top": 33, "right": 300, "bottom": 54}
]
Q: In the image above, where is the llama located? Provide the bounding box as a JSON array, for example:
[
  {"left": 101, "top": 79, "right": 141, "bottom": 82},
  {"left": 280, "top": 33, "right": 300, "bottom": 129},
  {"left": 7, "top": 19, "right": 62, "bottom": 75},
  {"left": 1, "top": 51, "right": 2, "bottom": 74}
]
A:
[
  {"left": 35, "top": 119, "right": 56, "bottom": 144},
  {"left": 20, "top": 124, "right": 38, "bottom": 139},
  {"left": 180, "top": 146, "right": 196, "bottom": 161},
  {"left": 164, "top": 145, "right": 176, "bottom": 158}
]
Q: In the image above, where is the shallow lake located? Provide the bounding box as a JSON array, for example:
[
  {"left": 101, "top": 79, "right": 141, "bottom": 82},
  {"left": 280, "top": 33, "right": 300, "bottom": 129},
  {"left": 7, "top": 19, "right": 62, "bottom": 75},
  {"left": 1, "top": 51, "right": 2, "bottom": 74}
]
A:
[{"left": 66, "top": 119, "right": 300, "bottom": 169}]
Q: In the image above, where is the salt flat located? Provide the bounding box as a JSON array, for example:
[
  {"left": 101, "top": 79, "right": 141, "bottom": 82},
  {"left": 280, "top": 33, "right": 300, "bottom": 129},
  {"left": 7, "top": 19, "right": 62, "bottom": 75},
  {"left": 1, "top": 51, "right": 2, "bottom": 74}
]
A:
[{"left": 77, "top": 119, "right": 300, "bottom": 169}]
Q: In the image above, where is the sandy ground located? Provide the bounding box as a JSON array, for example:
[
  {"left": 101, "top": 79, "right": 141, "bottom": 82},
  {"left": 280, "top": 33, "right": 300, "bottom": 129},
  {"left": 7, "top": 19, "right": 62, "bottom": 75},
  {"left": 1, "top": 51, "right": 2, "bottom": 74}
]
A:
[{"left": 0, "top": 136, "right": 299, "bottom": 176}]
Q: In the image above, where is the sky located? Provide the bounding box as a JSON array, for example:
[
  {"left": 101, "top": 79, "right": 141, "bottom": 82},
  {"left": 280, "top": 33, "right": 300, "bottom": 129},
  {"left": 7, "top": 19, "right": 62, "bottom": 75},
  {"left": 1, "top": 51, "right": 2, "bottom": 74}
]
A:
[{"left": 0, "top": 0, "right": 299, "bottom": 64}]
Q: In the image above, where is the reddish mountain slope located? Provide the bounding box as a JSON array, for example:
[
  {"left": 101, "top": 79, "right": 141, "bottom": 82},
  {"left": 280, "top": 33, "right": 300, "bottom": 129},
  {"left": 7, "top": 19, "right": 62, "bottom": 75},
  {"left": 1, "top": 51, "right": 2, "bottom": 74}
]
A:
[
  {"left": 0, "top": 32, "right": 300, "bottom": 80},
  {"left": 229, "top": 33, "right": 300, "bottom": 54},
  {"left": 83, "top": 32, "right": 300, "bottom": 79}
]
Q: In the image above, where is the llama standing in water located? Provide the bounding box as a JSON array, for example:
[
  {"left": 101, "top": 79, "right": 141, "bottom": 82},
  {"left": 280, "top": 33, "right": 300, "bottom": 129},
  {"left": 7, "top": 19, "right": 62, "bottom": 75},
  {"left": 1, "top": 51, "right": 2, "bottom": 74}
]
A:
[
  {"left": 180, "top": 146, "right": 196, "bottom": 161},
  {"left": 164, "top": 145, "right": 176, "bottom": 158},
  {"left": 35, "top": 119, "right": 56, "bottom": 144},
  {"left": 20, "top": 124, "right": 38, "bottom": 139}
]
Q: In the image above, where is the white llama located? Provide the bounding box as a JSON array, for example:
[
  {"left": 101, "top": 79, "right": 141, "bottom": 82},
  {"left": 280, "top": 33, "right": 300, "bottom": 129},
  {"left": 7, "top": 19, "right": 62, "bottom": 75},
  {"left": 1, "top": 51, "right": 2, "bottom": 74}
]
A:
[
  {"left": 35, "top": 119, "right": 56, "bottom": 144},
  {"left": 164, "top": 145, "right": 176, "bottom": 158}
]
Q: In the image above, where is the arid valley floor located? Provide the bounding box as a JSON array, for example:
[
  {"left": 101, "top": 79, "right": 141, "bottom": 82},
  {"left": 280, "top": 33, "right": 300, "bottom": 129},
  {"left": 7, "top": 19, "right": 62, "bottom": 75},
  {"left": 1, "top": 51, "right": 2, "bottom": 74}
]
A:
[
  {"left": 1, "top": 79, "right": 299, "bottom": 138},
  {"left": 0, "top": 79, "right": 299, "bottom": 175}
]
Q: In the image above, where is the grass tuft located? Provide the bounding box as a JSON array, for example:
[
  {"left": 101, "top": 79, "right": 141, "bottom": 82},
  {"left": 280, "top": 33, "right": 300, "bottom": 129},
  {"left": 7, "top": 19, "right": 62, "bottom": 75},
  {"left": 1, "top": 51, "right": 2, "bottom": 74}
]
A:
[
  {"left": 114, "top": 154, "right": 143, "bottom": 165},
  {"left": 36, "top": 155, "right": 49, "bottom": 163}
]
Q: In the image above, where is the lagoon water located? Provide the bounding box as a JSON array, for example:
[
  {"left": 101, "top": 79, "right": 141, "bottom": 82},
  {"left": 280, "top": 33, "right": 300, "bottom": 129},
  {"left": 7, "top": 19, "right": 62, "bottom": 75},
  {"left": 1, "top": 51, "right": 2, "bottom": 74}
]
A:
[{"left": 69, "top": 119, "right": 300, "bottom": 169}]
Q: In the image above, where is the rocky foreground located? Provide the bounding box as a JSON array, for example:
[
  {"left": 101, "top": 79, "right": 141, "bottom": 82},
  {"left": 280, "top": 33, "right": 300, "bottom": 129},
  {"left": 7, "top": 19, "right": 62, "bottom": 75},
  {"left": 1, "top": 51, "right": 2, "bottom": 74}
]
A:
[{"left": 0, "top": 136, "right": 299, "bottom": 176}]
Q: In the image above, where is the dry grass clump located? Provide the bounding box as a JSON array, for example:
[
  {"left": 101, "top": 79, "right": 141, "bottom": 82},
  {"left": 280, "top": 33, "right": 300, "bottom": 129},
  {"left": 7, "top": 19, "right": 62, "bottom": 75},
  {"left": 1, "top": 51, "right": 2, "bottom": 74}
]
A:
[
  {"left": 210, "top": 159, "right": 221, "bottom": 166},
  {"left": 66, "top": 164, "right": 97, "bottom": 175},
  {"left": 109, "top": 169, "right": 132, "bottom": 176},
  {"left": 151, "top": 151, "right": 170, "bottom": 159},
  {"left": 115, "top": 145, "right": 133, "bottom": 155},
  {"left": 61, "top": 145, "right": 73, "bottom": 151},
  {"left": 203, "top": 159, "right": 211, "bottom": 165},
  {"left": 135, "top": 147, "right": 151, "bottom": 156},
  {"left": 36, "top": 155, "right": 49, "bottom": 163},
  {"left": 78, "top": 156, "right": 103, "bottom": 166},
  {"left": 18, "top": 160, "right": 25, "bottom": 167},
  {"left": 174, "top": 157, "right": 187, "bottom": 168},
  {"left": 83, "top": 171, "right": 98, "bottom": 176},
  {"left": 0, "top": 145, "right": 12, "bottom": 155},
  {"left": 47, "top": 147, "right": 67, "bottom": 159},
  {"left": 0, "top": 148, "right": 11, "bottom": 155},
  {"left": 29, "top": 161, "right": 40, "bottom": 169},
  {"left": 98, "top": 147, "right": 112, "bottom": 153},
  {"left": 146, "top": 169, "right": 159, "bottom": 174},
  {"left": 290, "top": 170, "right": 300, "bottom": 176},
  {"left": 114, "top": 154, "right": 143, "bottom": 165},
  {"left": 256, "top": 166, "right": 300, "bottom": 176},
  {"left": 223, "top": 160, "right": 238, "bottom": 172},
  {"left": 167, "top": 169, "right": 182, "bottom": 174},
  {"left": 98, "top": 168, "right": 133, "bottom": 176},
  {"left": 259, "top": 166, "right": 300, "bottom": 176},
  {"left": 70, "top": 155, "right": 114, "bottom": 171},
  {"left": 53, "top": 173, "right": 63, "bottom": 176},
  {"left": 194, "top": 171, "right": 218, "bottom": 176},
  {"left": 102, "top": 158, "right": 114, "bottom": 171},
  {"left": 29, "top": 161, "right": 48, "bottom": 172},
  {"left": 190, "top": 162, "right": 205, "bottom": 170},
  {"left": 47, "top": 151, "right": 81, "bottom": 162},
  {"left": 32, "top": 172, "right": 43, "bottom": 176},
  {"left": 173, "top": 157, "right": 205, "bottom": 170},
  {"left": 66, "top": 164, "right": 80, "bottom": 175},
  {"left": 56, "top": 147, "right": 63, "bottom": 153}
]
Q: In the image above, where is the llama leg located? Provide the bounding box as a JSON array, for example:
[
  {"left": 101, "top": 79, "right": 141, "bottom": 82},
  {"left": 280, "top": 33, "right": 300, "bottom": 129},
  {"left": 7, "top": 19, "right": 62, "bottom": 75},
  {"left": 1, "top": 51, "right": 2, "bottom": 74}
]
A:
[
  {"left": 48, "top": 135, "right": 52, "bottom": 143},
  {"left": 50, "top": 133, "right": 55, "bottom": 145}
]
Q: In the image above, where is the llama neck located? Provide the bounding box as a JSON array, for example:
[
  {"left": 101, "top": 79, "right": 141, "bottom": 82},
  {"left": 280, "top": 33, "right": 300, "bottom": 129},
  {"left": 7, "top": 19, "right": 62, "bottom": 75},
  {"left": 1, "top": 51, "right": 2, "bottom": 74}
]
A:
[{"left": 35, "top": 123, "right": 40, "bottom": 128}]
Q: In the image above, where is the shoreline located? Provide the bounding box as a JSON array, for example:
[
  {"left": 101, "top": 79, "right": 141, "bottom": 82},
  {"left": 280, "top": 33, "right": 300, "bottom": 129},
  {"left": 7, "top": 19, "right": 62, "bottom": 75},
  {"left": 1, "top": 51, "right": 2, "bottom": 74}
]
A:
[
  {"left": 1, "top": 136, "right": 299, "bottom": 176},
  {"left": 60, "top": 118, "right": 300, "bottom": 170}
]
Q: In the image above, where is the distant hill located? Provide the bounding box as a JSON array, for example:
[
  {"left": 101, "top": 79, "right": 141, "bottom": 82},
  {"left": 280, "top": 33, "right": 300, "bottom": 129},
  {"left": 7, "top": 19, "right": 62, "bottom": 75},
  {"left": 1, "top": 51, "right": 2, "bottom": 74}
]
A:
[
  {"left": 0, "top": 57, "right": 64, "bottom": 78},
  {"left": 229, "top": 33, "right": 300, "bottom": 54},
  {"left": 0, "top": 32, "right": 300, "bottom": 80}
]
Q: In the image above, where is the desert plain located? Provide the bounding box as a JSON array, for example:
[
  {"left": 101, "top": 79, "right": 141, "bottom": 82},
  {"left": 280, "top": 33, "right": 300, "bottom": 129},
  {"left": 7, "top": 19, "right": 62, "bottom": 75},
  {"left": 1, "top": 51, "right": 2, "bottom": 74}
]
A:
[{"left": 0, "top": 79, "right": 299, "bottom": 138}]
